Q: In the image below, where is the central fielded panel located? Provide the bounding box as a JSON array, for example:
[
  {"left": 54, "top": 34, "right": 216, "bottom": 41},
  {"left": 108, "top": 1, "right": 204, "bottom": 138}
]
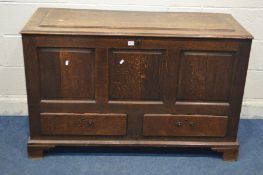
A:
[{"left": 21, "top": 8, "right": 252, "bottom": 161}]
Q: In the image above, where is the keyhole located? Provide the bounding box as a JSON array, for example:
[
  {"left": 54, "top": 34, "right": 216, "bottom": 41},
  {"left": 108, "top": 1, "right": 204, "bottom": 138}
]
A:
[
  {"left": 65, "top": 60, "right": 69, "bottom": 66},
  {"left": 119, "top": 59, "right": 125, "bottom": 64}
]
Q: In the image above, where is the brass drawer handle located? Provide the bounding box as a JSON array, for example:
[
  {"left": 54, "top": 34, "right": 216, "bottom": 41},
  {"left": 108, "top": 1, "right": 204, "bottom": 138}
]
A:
[
  {"left": 86, "top": 119, "right": 94, "bottom": 127},
  {"left": 189, "top": 121, "right": 196, "bottom": 128},
  {"left": 176, "top": 121, "right": 183, "bottom": 127},
  {"left": 176, "top": 121, "right": 196, "bottom": 128},
  {"left": 80, "top": 118, "right": 94, "bottom": 127}
]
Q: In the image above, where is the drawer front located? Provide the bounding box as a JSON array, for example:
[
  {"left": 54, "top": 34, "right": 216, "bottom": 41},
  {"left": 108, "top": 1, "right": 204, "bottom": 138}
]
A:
[
  {"left": 143, "top": 114, "right": 228, "bottom": 137},
  {"left": 41, "top": 113, "right": 127, "bottom": 136}
]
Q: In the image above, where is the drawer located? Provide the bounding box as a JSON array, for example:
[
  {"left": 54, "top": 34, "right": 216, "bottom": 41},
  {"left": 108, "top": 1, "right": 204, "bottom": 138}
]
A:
[
  {"left": 143, "top": 114, "right": 228, "bottom": 137},
  {"left": 40, "top": 113, "right": 127, "bottom": 136}
]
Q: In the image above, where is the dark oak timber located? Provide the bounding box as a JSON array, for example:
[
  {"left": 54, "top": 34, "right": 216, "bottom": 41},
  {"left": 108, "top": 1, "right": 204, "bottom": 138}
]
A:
[{"left": 22, "top": 8, "right": 253, "bottom": 160}]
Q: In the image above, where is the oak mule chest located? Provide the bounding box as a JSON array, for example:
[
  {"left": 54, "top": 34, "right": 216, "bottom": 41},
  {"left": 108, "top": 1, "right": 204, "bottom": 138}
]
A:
[{"left": 21, "top": 8, "right": 253, "bottom": 161}]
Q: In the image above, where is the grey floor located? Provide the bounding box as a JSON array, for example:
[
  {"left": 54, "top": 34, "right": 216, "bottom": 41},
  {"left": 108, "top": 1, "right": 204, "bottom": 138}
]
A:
[{"left": 0, "top": 116, "right": 262, "bottom": 175}]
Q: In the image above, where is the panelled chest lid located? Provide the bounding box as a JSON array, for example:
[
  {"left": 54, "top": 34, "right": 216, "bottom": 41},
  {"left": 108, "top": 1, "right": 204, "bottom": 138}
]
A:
[{"left": 21, "top": 8, "right": 252, "bottom": 39}]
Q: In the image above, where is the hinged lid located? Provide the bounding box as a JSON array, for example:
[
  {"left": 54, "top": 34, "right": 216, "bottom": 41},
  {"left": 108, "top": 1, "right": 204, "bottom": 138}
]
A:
[{"left": 21, "top": 8, "right": 253, "bottom": 39}]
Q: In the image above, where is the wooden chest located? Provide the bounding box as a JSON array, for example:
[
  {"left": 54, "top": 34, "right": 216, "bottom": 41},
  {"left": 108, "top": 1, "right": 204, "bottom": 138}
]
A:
[{"left": 21, "top": 8, "right": 253, "bottom": 161}]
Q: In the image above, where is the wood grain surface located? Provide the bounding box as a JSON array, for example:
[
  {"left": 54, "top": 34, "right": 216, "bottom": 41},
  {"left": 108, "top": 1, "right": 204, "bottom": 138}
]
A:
[
  {"left": 21, "top": 8, "right": 252, "bottom": 39},
  {"left": 22, "top": 8, "right": 253, "bottom": 160}
]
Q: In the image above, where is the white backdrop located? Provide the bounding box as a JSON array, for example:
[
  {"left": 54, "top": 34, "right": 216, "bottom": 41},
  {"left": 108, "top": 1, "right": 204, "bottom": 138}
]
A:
[{"left": 0, "top": 0, "right": 263, "bottom": 118}]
